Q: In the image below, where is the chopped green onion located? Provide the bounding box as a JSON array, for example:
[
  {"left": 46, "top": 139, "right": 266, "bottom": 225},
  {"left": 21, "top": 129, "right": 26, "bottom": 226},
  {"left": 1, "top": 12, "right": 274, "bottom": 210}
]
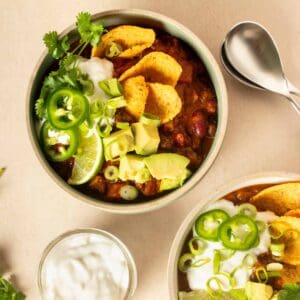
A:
[
  {"left": 99, "top": 78, "right": 123, "bottom": 97},
  {"left": 90, "top": 99, "right": 104, "bottom": 116},
  {"left": 206, "top": 277, "right": 222, "bottom": 297},
  {"left": 270, "top": 243, "right": 285, "bottom": 258},
  {"left": 219, "top": 272, "right": 236, "bottom": 288},
  {"left": 120, "top": 185, "right": 138, "bottom": 201},
  {"left": 104, "top": 165, "right": 119, "bottom": 181},
  {"left": 105, "top": 96, "right": 127, "bottom": 109},
  {"left": 213, "top": 250, "right": 221, "bottom": 274},
  {"left": 242, "top": 253, "right": 257, "bottom": 268},
  {"left": 116, "top": 122, "right": 130, "bottom": 130},
  {"left": 178, "top": 253, "right": 194, "bottom": 273},
  {"left": 81, "top": 79, "right": 94, "bottom": 96},
  {"left": 256, "top": 221, "right": 267, "bottom": 233},
  {"left": 98, "top": 117, "right": 112, "bottom": 137},
  {"left": 191, "top": 257, "right": 210, "bottom": 268},
  {"left": 218, "top": 248, "right": 235, "bottom": 260},
  {"left": 269, "top": 223, "right": 285, "bottom": 240},
  {"left": 266, "top": 263, "right": 283, "bottom": 272},
  {"left": 238, "top": 203, "right": 257, "bottom": 218},
  {"left": 139, "top": 113, "right": 161, "bottom": 127},
  {"left": 256, "top": 266, "right": 268, "bottom": 283},
  {"left": 105, "top": 42, "right": 123, "bottom": 58},
  {"left": 188, "top": 237, "right": 206, "bottom": 256},
  {"left": 267, "top": 271, "right": 281, "bottom": 278}
]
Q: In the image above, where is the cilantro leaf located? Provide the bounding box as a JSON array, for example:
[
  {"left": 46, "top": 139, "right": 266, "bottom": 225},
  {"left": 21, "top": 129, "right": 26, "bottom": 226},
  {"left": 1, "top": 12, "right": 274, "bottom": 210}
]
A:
[
  {"left": 0, "top": 167, "right": 5, "bottom": 177},
  {"left": 43, "top": 31, "right": 70, "bottom": 59},
  {"left": 76, "top": 11, "right": 105, "bottom": 47},
  {"left": 0, "top": 277, "right": 26, "bottom": 299},
  {"left": 278, "top": 283, "right": 300, "bottom": 300},
  {"left": 35, "top": 98, "right": 46, "bottom": 119}
]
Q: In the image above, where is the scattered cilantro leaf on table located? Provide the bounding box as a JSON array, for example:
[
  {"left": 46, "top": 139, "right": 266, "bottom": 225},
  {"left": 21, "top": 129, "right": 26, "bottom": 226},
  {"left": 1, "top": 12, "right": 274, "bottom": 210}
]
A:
[
  {"left": 0, "top": 276, "right": 25, "bottom": 299},
  {"left": 0, "top": 168, "right": 5, "bottom": 177}
]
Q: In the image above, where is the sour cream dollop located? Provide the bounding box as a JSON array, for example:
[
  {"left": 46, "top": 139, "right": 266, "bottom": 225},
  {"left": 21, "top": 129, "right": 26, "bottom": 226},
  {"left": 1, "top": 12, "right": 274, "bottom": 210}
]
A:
[
  {"left": 40, "top": 230, "right": 133, "bottom": 300},
  {"left": 187, "top": 200, "right": 277, "bottom": 291},
  {"left": 76, "top": 57, "right": 114, "bottom": 101}
]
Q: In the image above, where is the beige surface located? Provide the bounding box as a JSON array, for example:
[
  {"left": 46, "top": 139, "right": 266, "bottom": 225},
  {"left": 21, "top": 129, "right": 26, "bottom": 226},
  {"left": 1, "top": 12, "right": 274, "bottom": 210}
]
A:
[{"left": 0, "top": 0, "right": 300, "bottom": 299}]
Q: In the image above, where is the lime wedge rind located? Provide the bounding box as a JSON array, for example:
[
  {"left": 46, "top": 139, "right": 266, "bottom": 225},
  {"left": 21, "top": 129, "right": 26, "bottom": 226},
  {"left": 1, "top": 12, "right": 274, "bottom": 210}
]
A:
[{"left": 68, "top": 129, "right": 104, "bottom": 185}]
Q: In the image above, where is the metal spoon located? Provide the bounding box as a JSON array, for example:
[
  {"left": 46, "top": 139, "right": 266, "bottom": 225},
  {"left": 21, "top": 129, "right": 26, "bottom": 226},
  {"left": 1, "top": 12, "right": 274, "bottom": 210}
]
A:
[
  {"left": 220, "top": 42, "right": 300, "bottom": 95},
  {"left": 224, "top": 21, "right": 300, "bottom": 113}
]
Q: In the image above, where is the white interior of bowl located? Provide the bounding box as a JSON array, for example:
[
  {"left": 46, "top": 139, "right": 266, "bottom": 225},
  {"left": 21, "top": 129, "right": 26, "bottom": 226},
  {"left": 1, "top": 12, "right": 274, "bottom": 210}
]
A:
[
  {"left": 167, "top": 172, "right": 300, "bottom": 299},
  {"left": 26, "top": 9, "right": 228, "bottom": 214}
]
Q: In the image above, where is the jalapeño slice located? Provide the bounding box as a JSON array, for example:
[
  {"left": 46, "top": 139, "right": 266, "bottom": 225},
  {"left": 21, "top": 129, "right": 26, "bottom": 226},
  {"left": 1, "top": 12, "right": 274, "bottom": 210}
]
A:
[
  {"left": 195, "top": 209, "right": 230, "bottom": 241},
  {"left": 47, "top": 88, "right": 89, "bottom": 129},
  {"left": 219, "top": 215, "right": 259, "bottom": 250},
  {"left": 41, "top": 121, "right": 79, "bottom": 162}
]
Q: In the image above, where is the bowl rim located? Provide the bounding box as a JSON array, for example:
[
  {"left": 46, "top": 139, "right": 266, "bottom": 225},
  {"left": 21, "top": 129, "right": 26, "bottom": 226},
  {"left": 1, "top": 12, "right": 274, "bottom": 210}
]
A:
[
  {"left": 37, "top": 228, "right": 137, "bottom": 299},
  {"left": 26, "top": 8, "right": 228, "bottom": 214},
  {"left": 167, "top": 171, "right": 300, "bottom": 299}
]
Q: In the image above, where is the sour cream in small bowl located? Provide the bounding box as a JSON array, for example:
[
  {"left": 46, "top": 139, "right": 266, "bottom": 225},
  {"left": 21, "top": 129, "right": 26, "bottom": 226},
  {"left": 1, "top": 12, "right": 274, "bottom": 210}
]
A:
[{"left": 38, "top": 228, "right": 137, "bottom": 300}]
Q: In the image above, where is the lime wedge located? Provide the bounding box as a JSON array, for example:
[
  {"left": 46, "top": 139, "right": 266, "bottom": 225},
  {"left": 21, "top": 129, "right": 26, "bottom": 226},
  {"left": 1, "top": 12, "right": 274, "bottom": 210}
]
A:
[{"left": 68, "top": 129, "right": 104, "bottom": 185}]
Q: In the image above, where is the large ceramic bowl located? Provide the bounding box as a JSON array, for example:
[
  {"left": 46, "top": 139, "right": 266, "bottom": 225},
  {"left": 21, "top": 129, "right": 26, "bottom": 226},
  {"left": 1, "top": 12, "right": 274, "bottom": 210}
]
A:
[
  {"left": 167, "top": 172, "right": 300, "bottom": 299},
  {"left": 26, "top": 9, "right": 228, "bottom": 214}
]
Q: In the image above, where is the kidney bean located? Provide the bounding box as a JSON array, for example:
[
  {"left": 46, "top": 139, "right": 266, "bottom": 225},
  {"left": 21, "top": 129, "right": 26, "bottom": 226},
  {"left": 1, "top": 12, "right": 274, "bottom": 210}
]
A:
[
  {"left": 206, "top": 98, "right": 217, "bottom": 114},
  {"left": 208, "top": 123, "right": 217, "bottom": 137},
  {"left": 188, "top": 110, "right": 208, "bottom": 138},
  {"left": 173, "top": 131, "right": 191, "bottom": 147}
]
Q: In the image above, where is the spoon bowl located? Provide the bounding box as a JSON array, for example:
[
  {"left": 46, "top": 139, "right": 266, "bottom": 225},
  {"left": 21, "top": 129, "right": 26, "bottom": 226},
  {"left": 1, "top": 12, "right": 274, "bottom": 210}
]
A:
[{"left": 224, "top": 21, "right": 300, "bottom": 113}]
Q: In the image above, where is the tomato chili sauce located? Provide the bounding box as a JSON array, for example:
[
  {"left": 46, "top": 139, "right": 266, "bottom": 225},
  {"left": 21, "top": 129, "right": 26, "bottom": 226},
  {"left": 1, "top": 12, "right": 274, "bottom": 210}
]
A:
[
  {"left": 50, "top": 29, "right": 218, "bottom": 203},
  {"left": 177, "top": 183, "right": 291, "bottom": 293}
]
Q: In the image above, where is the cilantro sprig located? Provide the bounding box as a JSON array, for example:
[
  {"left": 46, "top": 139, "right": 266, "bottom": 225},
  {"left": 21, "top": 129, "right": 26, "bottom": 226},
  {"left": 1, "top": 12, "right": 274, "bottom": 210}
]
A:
[
  {"left": 278, "top": 283, "right": 300, "bottom": 300},
  {"left": 43, "top": 31, "right": 70, "bottom": 59},
  {"left": 35, "top": 11, "right": 104, "bottom": 120},
  {"left": 43, "top": 11, "right": 105, "bottom": 60},
  {"left": 0, "top": 276, "right": 25, "bottom": 299}
]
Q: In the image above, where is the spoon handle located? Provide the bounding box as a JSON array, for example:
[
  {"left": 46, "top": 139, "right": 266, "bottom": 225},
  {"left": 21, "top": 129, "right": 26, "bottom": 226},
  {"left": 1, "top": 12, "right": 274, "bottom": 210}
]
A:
[
  {"left": 287, "top": 81, "right": 300, "bottom": 97},
  {"left": 285, "top": 94, "right": 300, "bottom": 114}
]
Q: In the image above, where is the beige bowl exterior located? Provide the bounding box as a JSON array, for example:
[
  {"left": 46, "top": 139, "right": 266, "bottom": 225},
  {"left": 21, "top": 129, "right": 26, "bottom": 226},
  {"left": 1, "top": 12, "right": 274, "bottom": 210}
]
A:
[
  {"left": 26, "top": 9, "right": 228, "bottom": 214},
  {"left": 167, "top": 172, "right": 300, "bottom": 299}
]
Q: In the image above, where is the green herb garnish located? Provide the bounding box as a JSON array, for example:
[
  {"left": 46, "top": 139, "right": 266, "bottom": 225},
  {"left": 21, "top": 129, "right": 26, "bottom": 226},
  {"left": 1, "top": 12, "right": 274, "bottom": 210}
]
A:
[
  {"left": 0, "top": 168, "right": 5, "bottom": 177},
  {"left": 0, "top": 276, "right": 25, "bottom": 299},
  {"left": 36, "top": 11, "right": 105, "bottom": 120},
  {"left": 76, "top": 12, "right": 105, "bottom": 48},
  {"left": 278, "top": 283, "right": 300, "bottom": 300},
  {"left": 43, "top": 31, "right": 70, "bottom": 59},
  {"left": 43, "top": 11, "right": 105, "bottom": 60}
]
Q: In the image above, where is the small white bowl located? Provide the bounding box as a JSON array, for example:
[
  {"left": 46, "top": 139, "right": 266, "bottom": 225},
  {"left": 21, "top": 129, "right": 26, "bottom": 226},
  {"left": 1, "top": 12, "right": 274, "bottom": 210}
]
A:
[
  {"left": 38, "top": 228, "right": 137, "bottom": 299},
  {"left": 167, "top": 172, "right": 300, "bottom": 299},
  {"left": 26, "top": 9, "right": 228, "bottom": 214}
]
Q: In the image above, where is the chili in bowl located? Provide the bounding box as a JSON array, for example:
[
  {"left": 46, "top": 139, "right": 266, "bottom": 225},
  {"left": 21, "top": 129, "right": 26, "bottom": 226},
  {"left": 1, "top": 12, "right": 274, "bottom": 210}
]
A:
[
  {"left": 168, "top": 172, "right": 300, "bottom": 300},
  {"left": 26, "top": 9, "right": 227, "bottom": 213}
]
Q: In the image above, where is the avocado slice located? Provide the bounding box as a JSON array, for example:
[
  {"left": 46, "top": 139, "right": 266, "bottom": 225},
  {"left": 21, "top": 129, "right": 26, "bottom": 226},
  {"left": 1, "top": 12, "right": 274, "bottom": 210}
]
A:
[
  {"left": 245, "top": 282, "right": 273, "bottom": 300},
  {"left": 178, "top": 289, "right": 247, "bottom": 300},
  {"left": 144, "top": 153, "right": 190, "bottom": 181},
  {"left": 131, "top": 122, "right": 160, "bottom": 155},
  {"left": 160, "top": 169, "right": 191, "bottom": 191},
  {"left": 103, "top": 128, "right": 134, "bottom": 160},
  {"left": 119, "top": 155, "right": 150, "bottom": 183}
]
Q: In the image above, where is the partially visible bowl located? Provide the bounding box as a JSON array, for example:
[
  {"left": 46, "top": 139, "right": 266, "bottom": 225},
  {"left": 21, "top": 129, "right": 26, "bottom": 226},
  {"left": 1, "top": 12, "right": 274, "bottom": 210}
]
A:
[
  {"left": 167, "top": 172, "right": 300, "bottom": 299},
  {"left": 26, "top": 9, "right": 228, "bottom": 214}
]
